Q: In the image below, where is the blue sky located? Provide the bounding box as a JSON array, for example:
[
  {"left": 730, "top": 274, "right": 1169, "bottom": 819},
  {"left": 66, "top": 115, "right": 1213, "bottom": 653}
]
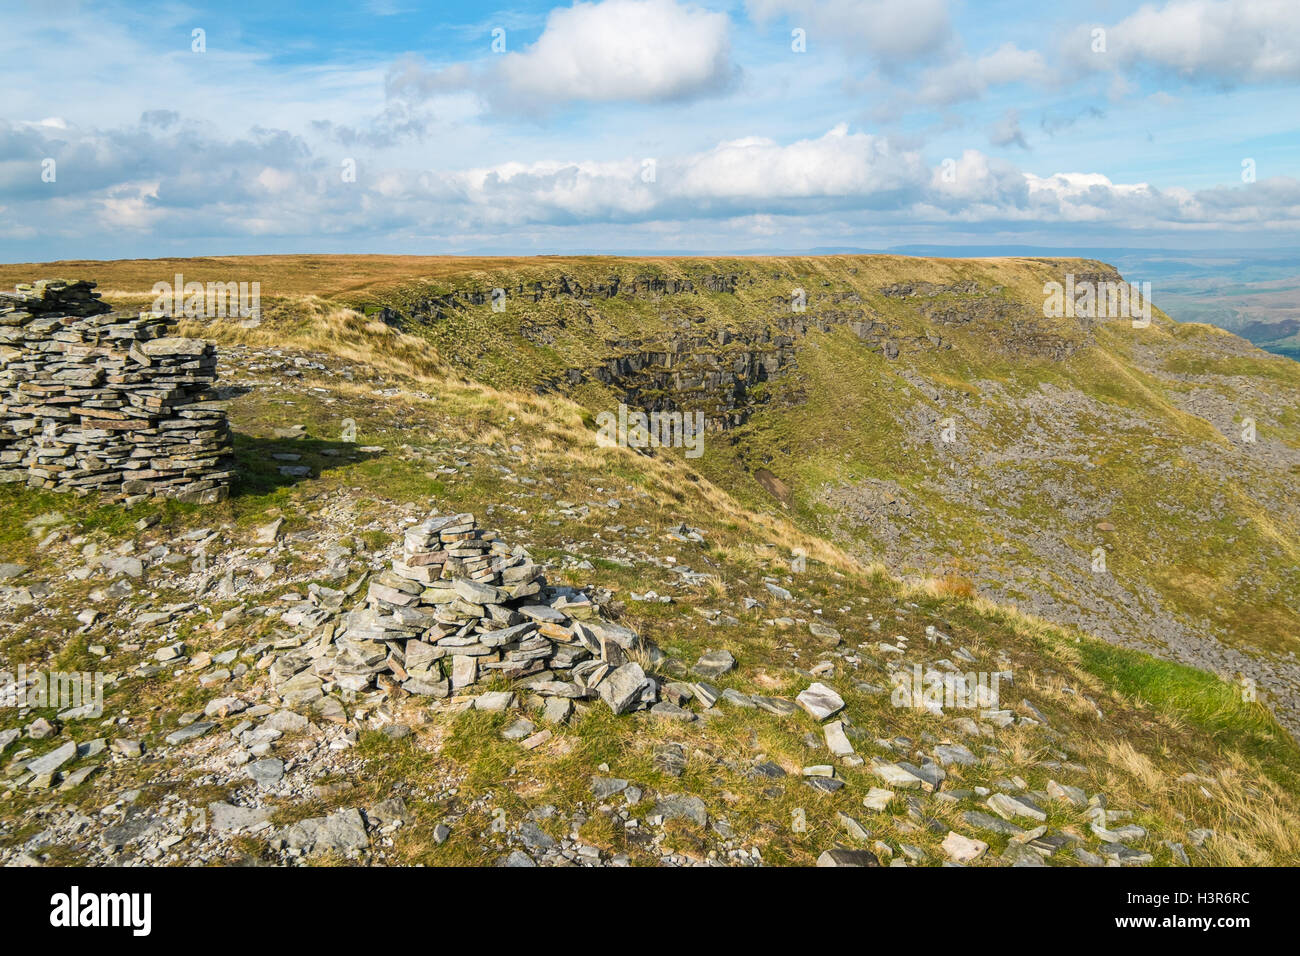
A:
[{"left": 2, "top": 0, "right": 1298, "bottom": 259}]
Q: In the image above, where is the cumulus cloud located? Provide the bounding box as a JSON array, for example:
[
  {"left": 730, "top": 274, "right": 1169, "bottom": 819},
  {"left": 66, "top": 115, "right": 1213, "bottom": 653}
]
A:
[
  {"left": 0, "top": 116, "right": 328, "bottom": 229},
  {"left": 389, "top": 0, "right": 737, "bottom": 110},
  {"left": 6, "top": 112, "right": 1298, "bottom": 257},
  {"left": 1074, "top": 0, "right": 1300, "bottom": 83},
  {"left": 354, "top": 125, "right": 928, "bottom": 225},
  {"left": 427, "top": 132, "right": 1300, "bottom": 234},
  {"left": 914, "top": 43, "right": 1052, "bottom": 105},
  {"left": 1024, "top": 171, "right": 1167, "bottom": 222},
  {"left": 929, "top": 149, "right": 1028, "bottom": 205}
]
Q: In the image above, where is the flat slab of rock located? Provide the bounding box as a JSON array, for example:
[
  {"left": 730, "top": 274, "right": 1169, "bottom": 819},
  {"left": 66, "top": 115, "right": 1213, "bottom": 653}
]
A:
[
  {"left": 816, "top": 848, "right": 880, "bottom": 867},
  {"left": 247, "top": 758, "right": 285, "bottom": 788},
  {"left": 263, "top": 710, "right": 310, "bottom": 734},
  {"left": 987, "top": 793, "right": 1047, "bottom": 823},
  {"left": 100, "top": 812, "right": 160, "bottom": 849},
  {"left": 208, "top": 801, "right": 272, "bottom": 833},
  {"left": 139, "top": 336, "right": 208, "bottom": 357},
  {"left": 693, "top": 649, "right": 736, "bottom": 678},
  {"left": 502, "top": 718, "right": 535, "bottom": 741},
  {"left": 753, "top": 695, "right": 798, "bottom": 716},
  {"left": 823, "top": 720, "right": 855, "bottom": 757},
  {"left": 651, "top": 701, "right": 695, "bottom": 721},
  {"left": 1099, "top": 843, "right": 1153, "bottom": 865},
  {"left": 517, "top": 605, "right": 566, "bottom": 624},
  {"left": 837, "top": 812, "right": 871, "bottom": 841},
  {"left": 591, "top": 777, "right": 629, "bottom": 800},
  {"left": 454, "top": 578, "right": 506, "bottom": 605},
  {"left": 963, "top": 810, "right": 1026, "bottom": 837},
  {"left": 283, "top": 808, "right": 369, "bottom": 855},
  {"left": 870, "top": 758, "right": 924, "bottom": 790},
  {"left": 933, "top": 743, "right": 978, "bottom": 767},
  {"left": 721, "top": 688, "right": 755, "bottom": 708},
  {"left": 653, "top": 794, "right": 708, "bottom": 826},
  {"left": 542, "top": 697, "right": 573, "bottom": 724},
  {"left": 765, "top": 582, "right": 793, "bottom": 601},
  {"left": 863, "top": 787, "right": 895, "bottom": 811},
  {"left": 796, "top": 682, "right": 845, "bottom": 721},
  {"left": 165, "top": 722, "right": 215, "bottom": 746},
  {"left": 942, "top": 831, "right": 989, "bottom": 863},
  {"left": 26, "top": 740, "right": 77, "bottom": 777},
  {"left": 521, "top": 729, "right": 552, "bottom": 750},
  {"left": 474, "top": 691, "right": 515, "bottom": 712},
  {"left": 598, "top": 662, "right": 649, "bottom": 715},
  {"left": 809, "top": 621, "right": 842, "bottom": 645},
  {"left": 1047, "top": 779, "right": 1087, "bottom": 806}
]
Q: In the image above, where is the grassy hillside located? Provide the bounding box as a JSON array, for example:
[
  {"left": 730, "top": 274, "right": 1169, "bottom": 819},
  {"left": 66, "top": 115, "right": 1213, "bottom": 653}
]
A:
[
  {"left": 1, "top": 255, "right": 1297, "bottom": 867},
  {"left": 108, "top": 252, "right": 1294, "bottom": 729}
]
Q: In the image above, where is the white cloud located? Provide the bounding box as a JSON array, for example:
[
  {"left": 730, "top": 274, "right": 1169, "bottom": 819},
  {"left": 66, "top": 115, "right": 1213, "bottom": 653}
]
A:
[
  {"left": 976, "top": 43, "right": 1052, "bottom": 87},
  {"left": 915, "top": 43, "right": 1051, "bottom": 105},
  {"left": 97, "top": 181, "right": 163, "bottom": 229},
  {"left": 256, "top": 167, "right": 299, "bottom": 194},
  {"left": 390, "top": 0, "right": 736, "bottom": 109},
  {"left": 434, "top": 124, "right": 929, "bottom": 222},
  {"left": 1079, "top": 0, "right": 1300, "bottom": 83},
  {"left": 1024, "top": 171, "right": 1161, "bottom": 221},
  {"left": 929, "top": 150, "right": 1027, "bottom": 204},
  {"left": 4, "top": 113, "right": 1299, "bottom": 255},
  {"left": 1026, "top": 172, "right": 1154, "bottom": 200},
  {"left": 673, "top": 124, "right": 924, "bottom": 202}
]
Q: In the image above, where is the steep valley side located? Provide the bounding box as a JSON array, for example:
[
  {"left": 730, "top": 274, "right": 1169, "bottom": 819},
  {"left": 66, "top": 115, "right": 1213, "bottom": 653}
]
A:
[{"left": 348, "top": 256, "right": 1300, "bottom": 736}]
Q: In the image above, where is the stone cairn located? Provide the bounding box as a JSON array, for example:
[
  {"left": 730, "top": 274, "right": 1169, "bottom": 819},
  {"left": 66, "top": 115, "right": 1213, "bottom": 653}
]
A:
[
  {"left": 272, "top": 512, "right": 661, "bottom": 719},
  {"left": 0, "top": 279, "right": 233, "bottom": 503}
]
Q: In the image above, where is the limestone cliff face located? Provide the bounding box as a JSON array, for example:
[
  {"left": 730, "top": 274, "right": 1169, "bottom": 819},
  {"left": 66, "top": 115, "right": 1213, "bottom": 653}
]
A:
[
  {"left": 366, "top": 259, "right": 1141, "bottom": 430},
  {"left": 373, "top": 270, "right": 971, "bottom": 428},
  {"left": 377, "top": 272, "right": 742, "bottom": 327}
]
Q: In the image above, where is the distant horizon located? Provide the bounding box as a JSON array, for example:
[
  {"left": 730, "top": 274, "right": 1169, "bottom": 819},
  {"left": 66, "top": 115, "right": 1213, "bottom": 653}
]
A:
[{"left": 6, "top": 244, "right": 1300, "bottom": 267}]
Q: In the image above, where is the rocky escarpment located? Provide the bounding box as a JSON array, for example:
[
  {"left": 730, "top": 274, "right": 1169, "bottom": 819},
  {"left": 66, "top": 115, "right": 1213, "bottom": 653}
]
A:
[
  {"left": 881, "top": 277, "right": 1115, "bottom": 361},
  {"left": 376, "top": 272, "right": 946, "bottom": 429},
  {"left": 375, "top": 272, "right": 746, "bottom": 326},
  {"left": 0, "top": 280, "right": 233, "bottom": 503},
  {"left": 559, "top": 285, "right": 955, "bottom": 428},
  {"left": 370, "top": 265, "right": 1127, "bottom": 431},
  {"left": 572, "top": 329, "right": 798, "bottom": 429}
]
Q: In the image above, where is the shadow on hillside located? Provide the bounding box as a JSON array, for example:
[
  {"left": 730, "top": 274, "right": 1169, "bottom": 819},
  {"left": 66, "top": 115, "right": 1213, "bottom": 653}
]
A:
[
  {"left": 212, "top": 385, "right": 253, "bottom": 401},
  {"left": 230, "top": 433, "right": 383, "bottom": 498}
]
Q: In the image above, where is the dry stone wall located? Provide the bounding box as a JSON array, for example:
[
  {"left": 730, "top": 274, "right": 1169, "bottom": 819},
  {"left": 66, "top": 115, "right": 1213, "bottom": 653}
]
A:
[{"left": 0, "top": 279, "right": 233, "bottom": 503}]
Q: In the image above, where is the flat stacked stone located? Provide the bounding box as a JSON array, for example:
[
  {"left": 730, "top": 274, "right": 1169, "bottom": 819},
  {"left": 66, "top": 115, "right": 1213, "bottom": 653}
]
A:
[
  {"left": 276, "top": 512, "right": 660, "bottom": 715},
  {"left": 0, "top": 279, "right": 233, "bottom": 503}
]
